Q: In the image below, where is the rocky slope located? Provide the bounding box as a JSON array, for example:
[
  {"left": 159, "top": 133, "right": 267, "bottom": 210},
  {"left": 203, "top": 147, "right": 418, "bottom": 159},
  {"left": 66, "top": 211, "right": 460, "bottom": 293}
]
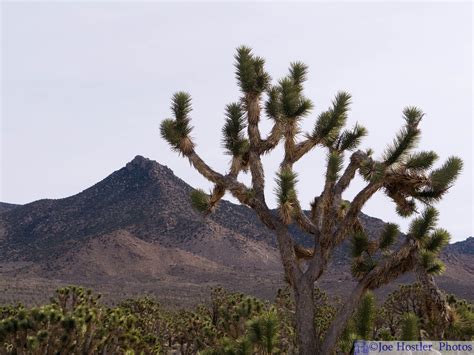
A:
[
  {"left": 0, "top": 156, "right": 472, "bottom": 305},
  {"left": 0, "top": 202, "right": 19, "bottom": 214}
]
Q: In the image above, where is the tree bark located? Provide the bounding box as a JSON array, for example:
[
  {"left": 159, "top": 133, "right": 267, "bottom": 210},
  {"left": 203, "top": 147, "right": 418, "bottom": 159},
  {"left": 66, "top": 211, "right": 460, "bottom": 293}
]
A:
[
  {"left": 415, "top": 264, "right": 452, "bottom": 338},
  {"left": 294, "top": 276, "right": 318, "bottom": 355},
  {"left": 320, "top": 281, "right": 368, "bottom": 354}
]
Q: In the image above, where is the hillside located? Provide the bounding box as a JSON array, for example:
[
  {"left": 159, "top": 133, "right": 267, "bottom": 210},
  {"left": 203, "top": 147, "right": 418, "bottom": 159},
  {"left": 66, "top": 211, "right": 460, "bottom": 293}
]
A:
[
  {"left": 0, "top": 202, "right": 19, "bottom": 214},
  {"left": 0, "top": 155, "right": 472, "bottom": 305}
]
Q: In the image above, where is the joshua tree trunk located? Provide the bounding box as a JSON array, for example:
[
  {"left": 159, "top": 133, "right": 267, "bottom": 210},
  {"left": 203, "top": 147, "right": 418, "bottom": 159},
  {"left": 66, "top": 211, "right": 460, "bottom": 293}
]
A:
[
  {"left": 416, "top": 263, "right": 452, "bottom": 338},
  {"left": 294, "top": 276, "right": 317, "bottom": 354}
]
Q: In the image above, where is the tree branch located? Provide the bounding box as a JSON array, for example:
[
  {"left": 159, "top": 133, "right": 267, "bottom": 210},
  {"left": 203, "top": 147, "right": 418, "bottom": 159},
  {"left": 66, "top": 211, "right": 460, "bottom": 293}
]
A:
[
  {"left": 320, "top": 239, "right": 418, "bottom": 354},
  {"left": 415, "top": 260, "right": 452, "bottom": 338},
  {"left": 334, "top": 150, "right": 368, "bottom": 199},
  {"left": 330, "top": 181, "right": 382, "bottom": 248},
  {"left": 291, "top": 136, "right": 320, "bottom": 164},
  {"left": 205, "top": 158, "right": 243, "bottom": 213},
  {"left": 186, "top": 150, "right": 257, "bottom": 213},
  {"left": 259, "top": 121, "right": 283, "bottom": 154},
  {"left": 246, "top": 94, "right": 266, "bottom": 201}
]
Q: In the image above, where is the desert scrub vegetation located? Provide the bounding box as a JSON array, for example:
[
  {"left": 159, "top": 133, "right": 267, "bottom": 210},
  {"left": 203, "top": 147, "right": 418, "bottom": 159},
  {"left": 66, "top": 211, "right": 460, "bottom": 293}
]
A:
[{"left": 1, "top": 284, "right": 473, "bottom": 354}]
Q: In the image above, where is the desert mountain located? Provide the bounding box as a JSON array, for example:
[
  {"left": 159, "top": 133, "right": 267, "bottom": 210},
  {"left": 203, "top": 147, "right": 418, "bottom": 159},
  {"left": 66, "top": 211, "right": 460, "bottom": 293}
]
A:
[
  {"left": 0, "top": 156, "right": 472, "bottom": 305},
  {"left": 0, "top": 202, "right": 18, "bottom": 214}
]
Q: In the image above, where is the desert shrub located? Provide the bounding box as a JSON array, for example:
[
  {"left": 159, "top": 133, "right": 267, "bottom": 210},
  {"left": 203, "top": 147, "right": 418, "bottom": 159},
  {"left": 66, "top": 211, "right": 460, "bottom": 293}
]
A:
[
  {"left": 0, "top": 286, "right": 158, "bottom": 354},
  {"left": 1, "top": 284, "right": 471, "bottom": 354}
]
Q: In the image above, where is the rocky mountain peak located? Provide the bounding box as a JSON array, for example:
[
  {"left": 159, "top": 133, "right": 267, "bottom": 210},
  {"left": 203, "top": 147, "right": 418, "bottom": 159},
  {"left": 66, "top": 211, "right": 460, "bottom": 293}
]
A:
[
  {"left": 126, "top": 155, "right": 154, "bottom": 170},
  {"left": 118, "top": 155, "right": 180, "bottom": 187}
]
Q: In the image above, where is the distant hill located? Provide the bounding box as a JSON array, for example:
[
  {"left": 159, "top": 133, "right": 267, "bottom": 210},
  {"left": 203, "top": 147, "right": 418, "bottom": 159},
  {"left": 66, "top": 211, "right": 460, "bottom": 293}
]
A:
[
  {"left": 0, "top": 202, "right": 20, "bottom": 214},
  {"left": 0, "top": 156, "right": 472, "bottom": 305}
]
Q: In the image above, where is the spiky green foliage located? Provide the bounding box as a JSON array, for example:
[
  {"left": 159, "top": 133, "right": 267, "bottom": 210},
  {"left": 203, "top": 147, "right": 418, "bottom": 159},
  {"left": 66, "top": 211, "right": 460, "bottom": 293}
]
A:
[
  {"left": 413, "top": 156, "right": 462, "bottom": 205},
  {"left": 160, "top": 92, "right": 194, "bottom": 153},
  {"left": 359, "top": 160, "right": 386, "bottom": 183},
  {"left": 278, "top": 79, "right": 312, "bottom": 120},
  {"left": 275, "top": 168, "right": 298, "bottom": 224},
  {"left": 0, "top": 286, "right": 155, "bottom": 354},
  {"left": 426, "top": 259, "right": 446, "bottom": 275},
  {"left": 331, "top": 91, "right": 352, "bottom": 123},
  {"left": 379, "top": 223, "right": 399, "bottom": 250},
  {"left": 202, "top": 337, "right": 252, "bottom": 355},
  {"left": 289, "top": 61, "right": 308, "bottom": 88},
  {"left": 3, "top": 284, "right": 472, "bottom": 354},
  {"left": 420, "top": 250, "right": 446, "bottom": 275},
  {"left": 203, "top": 287, "right": 288, "bottom": 354},
  {"left": 405, "top": 151, "right": 438, "bottom": 171},
  {"left": 400, "top": 312, "right": 419, "bottom": 340},
  {"left": 402, "top": 207, "right": 450, "bottom": 275},
  {"left": 408, "top": 207, "right": 439, "bottom": 242},
  {"left": 279, "top": 78, "right": 302, "bottom": 118},
  {"left": 222, "top": 103, "right": 249, "bottom": 157},
  {"left": 190, "top": 189, "right": 210, "bottom": 213},
  {"left": 312, "top": 91, "right": 351, "bottom": 145},
  {"left": 402, "top": 106, "right": 424, "bottom": 127},
  {"left": 264, "top": 63, "right": 312, "bottom": 121},
  {"left": 351, "top": 255, "right": 377, "bottom": 278},
  {"left": 247, "top": 309, "right": 280, "bottom": 354},
  {"left": 326, "top": 151, "right": 344, "bottom": 182},
  {"left": 337, "top": 320, "right": 357, "bottom": 354},
  {"left": 424, "top": 228, "right": 450, "bottom": 253},
  {"left": 275, "top": 168, "right": 298, "bottom": 206},
  {"left": 395, "top": 199, "right": 417, "bottom": 218},
  {"left": 160, "top": 118, "right": 182, "bottom": 151},
  {"left": 382, "top": 284, "right": 474, "bottom": 341},
  {"left": 171, "top": 91, "right": 193, "bottom": 121},
  {"left": 383, "top": 124, "right": 420, "bottom": 165},
  {"left": 380, "top": 284, "right": 425, "bottom": 337},
  {"left": 172, "top": 92, "right": 193, "bottom": 136},
  {"left": 445, "top": 296, "right": 474, "bottom": 340},
  {"left": 430, "top": 156, "right": 463, "bottom": 191},
  {"left": 265, "top": 86, "right": 282, "bottom": 121},
  {"left": 338, "top": 123, "right": 367, "bottom": 151},
  {"left": 351, "top": 231, "right": 370, "bottom": 258},
  {"left": 234, "top": 46, "right": 270, "bottom": 94},
  {"left": 354, "top": 291, "right": 376, "bottom": 340}
]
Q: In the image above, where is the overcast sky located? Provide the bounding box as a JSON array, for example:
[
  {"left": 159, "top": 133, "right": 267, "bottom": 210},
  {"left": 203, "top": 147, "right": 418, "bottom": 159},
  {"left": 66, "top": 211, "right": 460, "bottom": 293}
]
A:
[{"left": 1, "top": 2, "right": 472, "bottom": 241}]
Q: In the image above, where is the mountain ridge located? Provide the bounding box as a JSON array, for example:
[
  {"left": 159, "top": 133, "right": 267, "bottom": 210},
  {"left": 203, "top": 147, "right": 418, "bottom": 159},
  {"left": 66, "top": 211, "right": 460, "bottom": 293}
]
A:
[{"left": 0, "top": 155, "right": 472, "bottom": 305}]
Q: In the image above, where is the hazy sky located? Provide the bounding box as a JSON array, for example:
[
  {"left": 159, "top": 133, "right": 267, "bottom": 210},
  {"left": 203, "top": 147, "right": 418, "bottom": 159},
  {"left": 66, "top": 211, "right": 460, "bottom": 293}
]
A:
[{"left": 1, "top": 2, "right": 472, "bottom": 241}]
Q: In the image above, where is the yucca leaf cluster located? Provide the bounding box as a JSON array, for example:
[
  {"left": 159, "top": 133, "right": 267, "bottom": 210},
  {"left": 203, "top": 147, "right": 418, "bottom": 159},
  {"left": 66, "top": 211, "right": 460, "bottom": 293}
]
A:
[
  {"left": 351, "top": 206, "right": 450, "bottom": 279},
  {"left": 190, "top": 188, "right": 211, "bottom": 213},
  {"left": 222, "top": 103, "right": 249, "bottom": 158},
  {"left": 383, "top": 107, "right": 423, "bottom": 166},
  {"left": 351, "top": 223, "right": 399, "bottom": 278},
  {"left": 160, "top": 92, "right": 194, "bottom": 155},
  {"left": 408, "top": 207, "right": 450, "bottom": 275},
  {"left": 312, "top": 92, "right": 349, "bottom": 144},
  {"left": 235, "top": 46, "right": 271, "bottom": 95},
  {"left": 265, "top": 62, "right": 313, "bottom": 123},
  {"left": 275, "top": 168, "right": 299, "bottom": 224}
]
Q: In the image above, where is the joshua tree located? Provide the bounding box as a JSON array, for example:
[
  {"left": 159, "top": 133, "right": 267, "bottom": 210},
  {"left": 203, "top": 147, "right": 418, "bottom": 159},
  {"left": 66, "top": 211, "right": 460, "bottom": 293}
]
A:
[{"left": 160, "top": 46, "right": 462, "bottom": 354}]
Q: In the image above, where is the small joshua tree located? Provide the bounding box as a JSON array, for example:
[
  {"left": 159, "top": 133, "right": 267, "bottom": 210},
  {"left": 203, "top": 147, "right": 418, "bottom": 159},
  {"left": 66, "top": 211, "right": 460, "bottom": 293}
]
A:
[{"left": 160, "top": 46, "right": 462, "bottom": 354}]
